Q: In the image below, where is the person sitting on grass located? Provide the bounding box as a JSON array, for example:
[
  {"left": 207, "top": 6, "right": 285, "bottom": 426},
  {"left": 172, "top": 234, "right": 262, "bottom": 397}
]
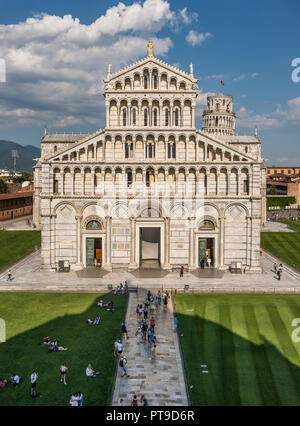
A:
[
  {"left": 48, "top": 340, "right": 68, "bottom": 352},
  {"left": 86, "top": 364, "right": 101, "bottom": 378},
  {"left": 10, "top": 374, "right": 22, "bottom": 387},
  {"left": 93, "top": 315, "right": 100, "bottom": 325},
  {"left": 97, "top": 300, "right": 103, "bottom": 307},
  {"left": 43, "top": 336, "right": 51, "bottom": 345},
  {"left": 86, "top": 318, "right": 93, "bottom": 324},
  {"left": 70, "top": 392, "right": 80, "bottom": 406},
  {"left": 0, "top": 378, "right": 7, "bottom": 389}
]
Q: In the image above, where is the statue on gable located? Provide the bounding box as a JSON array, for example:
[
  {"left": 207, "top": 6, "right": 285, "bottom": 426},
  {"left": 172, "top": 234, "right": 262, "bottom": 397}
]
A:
[{"left": 147, "top": 40, "right": 154, "bottom": 57}]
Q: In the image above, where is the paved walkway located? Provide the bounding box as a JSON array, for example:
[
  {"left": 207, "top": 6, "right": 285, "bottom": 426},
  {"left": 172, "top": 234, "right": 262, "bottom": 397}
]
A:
[
  {"left": 0, "top": 215, "right": 34, "bottom": 230},
  {"left": 112, "top": 289, "right": 188, "bottom": 406},
  {"left": 0, "top": 250, "right": 300, "bottom": 293}
]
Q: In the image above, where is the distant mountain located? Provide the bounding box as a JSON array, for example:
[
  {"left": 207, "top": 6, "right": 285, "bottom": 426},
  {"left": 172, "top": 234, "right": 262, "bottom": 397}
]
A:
[{"left": 0, "top": 140, "right": 41, "bottom": 173}]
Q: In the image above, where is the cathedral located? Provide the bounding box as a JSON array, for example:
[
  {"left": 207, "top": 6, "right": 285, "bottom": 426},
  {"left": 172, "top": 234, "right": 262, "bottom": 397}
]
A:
[{"left": 33, "top": 41, "right": 266, "bottom": 272}]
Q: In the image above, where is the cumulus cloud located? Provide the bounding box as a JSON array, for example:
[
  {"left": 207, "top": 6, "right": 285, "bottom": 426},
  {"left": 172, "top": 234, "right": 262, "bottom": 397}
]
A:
[
  {"left": 186, "top": 30, "right": 212, "bottom": 46},
  {"left": 236, "top": 106, "right": 283, "bottom": 129},
  {"left": 0, "top": 0, "right": 194, "bottom": 132}
]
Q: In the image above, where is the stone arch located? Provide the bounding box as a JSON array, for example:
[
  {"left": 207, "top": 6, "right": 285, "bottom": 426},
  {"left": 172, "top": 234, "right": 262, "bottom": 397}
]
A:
[
  {"left": 53, "top": 201, "right": 77, "bottom": 215},
  {"left": 83, "top": 215, "right": 104, "bottom": 230},
  {"left": 81, "top": 202, "right": 106, "bottom": 219}
]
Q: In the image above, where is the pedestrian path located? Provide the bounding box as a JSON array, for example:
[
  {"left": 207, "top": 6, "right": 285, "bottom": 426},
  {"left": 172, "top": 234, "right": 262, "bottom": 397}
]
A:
[{"left": 112, "top": 289, "right": 188, "bottom": 406}]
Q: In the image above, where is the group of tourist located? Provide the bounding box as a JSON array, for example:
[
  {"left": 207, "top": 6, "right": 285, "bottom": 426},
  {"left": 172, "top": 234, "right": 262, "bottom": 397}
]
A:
[
  {"left": 114, "top": 281, "right": 129, "bottom": 295},
  {"left": 274, "top": 263, "right": 283, "bottom": 280}
]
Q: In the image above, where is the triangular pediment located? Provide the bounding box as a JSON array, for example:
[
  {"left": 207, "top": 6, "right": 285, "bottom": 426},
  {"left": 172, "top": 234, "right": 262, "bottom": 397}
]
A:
[{"left": 104, "top": 55, "right": 197, "bottom": 87}]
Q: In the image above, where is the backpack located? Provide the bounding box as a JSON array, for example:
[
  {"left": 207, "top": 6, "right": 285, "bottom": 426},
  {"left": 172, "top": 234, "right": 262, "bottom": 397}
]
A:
[{"left": 119, "top": 359, "right": 124, "bottom": 367}]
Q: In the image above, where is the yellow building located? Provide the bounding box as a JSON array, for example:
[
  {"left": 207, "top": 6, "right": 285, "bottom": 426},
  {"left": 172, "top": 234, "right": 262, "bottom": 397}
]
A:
[{"left": 266, "top": 167, "right": 300, "bottom": 176}]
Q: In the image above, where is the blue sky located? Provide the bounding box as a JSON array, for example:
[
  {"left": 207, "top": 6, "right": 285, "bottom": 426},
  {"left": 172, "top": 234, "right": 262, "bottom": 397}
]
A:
[{"left": 0, "top": 0, "right": 299, "bottom": 165}]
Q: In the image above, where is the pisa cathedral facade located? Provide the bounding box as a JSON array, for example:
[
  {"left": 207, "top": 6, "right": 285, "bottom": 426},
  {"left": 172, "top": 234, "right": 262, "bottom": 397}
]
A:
[{"left": 33, "top": 42, "right": 266, "bottom": 272}]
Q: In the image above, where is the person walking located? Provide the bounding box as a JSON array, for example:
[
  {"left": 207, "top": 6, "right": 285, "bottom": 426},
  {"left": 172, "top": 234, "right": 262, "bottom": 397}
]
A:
[
  {"left": 274, "top": 263, "right": 277, "bottom": 273},
  {"left": 136, "top": 327, "right": 143, "bottom": 344},
  {"left": 119, "top": 356, "right": 129, "bottom": 378},
  {"left": 174, "top": 315, "right": 178, "bottom": 332},
  {"left": 121, "top": 321, "right": 128, "bottom": 340},
  {"left": 60, "top": 362, "right": 68, "bottom": 385},
  {"left": 180, "top": 265, "right": 184, "bottom": 277},
  {"left": 30, "top": 370, "right": 38, "bottom": 397},
  {"left": 207, "top": 257, "right": 211, "bottom": 268},
  {"left": 140, "top": 395, "right": 148, "bottom": 406},
  {"left": 131, "top": 394, "right": 138, "bottom": 406},
  {"left": 277, "top": 270, "right": 281, "bottom": 280},
  {"left": 200, "top": 258, "right": 205, "bottom": 269},
  {"left": 7, "top": 270, "right": 13, "bottom": 281}
]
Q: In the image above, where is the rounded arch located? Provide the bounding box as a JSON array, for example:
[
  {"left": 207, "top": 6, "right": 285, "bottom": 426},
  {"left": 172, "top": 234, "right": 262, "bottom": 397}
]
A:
[
  {"left": 83, "top": 215, "right": 104, "bottom": 230},
  {"left": 224, "top": 202, "right": 249, "bottom": 217},
  {"left": 53, "top": 201, "right": 78, "bottom": 215}
]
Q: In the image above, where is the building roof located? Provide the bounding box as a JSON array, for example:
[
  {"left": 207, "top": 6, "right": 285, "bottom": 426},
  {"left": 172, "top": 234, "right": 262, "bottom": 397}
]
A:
[
  {"left": 0, "top": 191, "right": 33, "bottom": 200},
  {"left": 222, "top": 135, "right": 260, "bottom": 143},
  {"left": 41, "top": 134, "right": 88, "bottom": 143}
]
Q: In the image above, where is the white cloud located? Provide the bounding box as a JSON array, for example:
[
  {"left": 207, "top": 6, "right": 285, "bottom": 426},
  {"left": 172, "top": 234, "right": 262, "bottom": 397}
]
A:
[
  {"left": 286, "top": 97, "right": 300, "bottom": 122},
  {"left": 251, "top": 72, "right": 259, "bottom": 78},
  {"left": 236, "top": 106, "right": 282, "bottom": 129},
  {"left": 205, "top": 74, "right": 225, "bottom": 80},
  {"left": 179, "top": 8, "right": 198, "bottom": 24},
  {"left": 0, "top": 0, "right": 193, "bottom": 131},
  {"left": 186, "top": 30, "right": 212, "bottom": 47},
  {"left": 233, "top": 74, "right": 246, "bottom": 81}
]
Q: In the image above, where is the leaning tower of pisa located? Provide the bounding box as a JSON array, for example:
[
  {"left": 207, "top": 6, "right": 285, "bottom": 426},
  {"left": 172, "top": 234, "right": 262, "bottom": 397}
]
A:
[{"left": 201, "top": 93, "right": 236, "bottom": 137}]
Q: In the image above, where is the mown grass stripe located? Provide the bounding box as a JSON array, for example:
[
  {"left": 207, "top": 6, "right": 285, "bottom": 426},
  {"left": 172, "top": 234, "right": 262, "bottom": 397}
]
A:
[
  {"left": 243, "top": 303, "right": 280, "bottom": 405},
  {"left": 254, "top": 302, "right": 299, "bottom": 405},
  {"left": 219, "top": 302, "right": 241, "bottom": 405},
  {"left": 265, "top": 302, "right": 300, "bottom": 405},
  {"left": 176, "top": 295, "right": 206, "bottom": 405},
  {"left": 230, "top": 303, "right": 262, "bottom": 405},
  {"left": 202, "top": 300, "right": 224, "bottom": 405}
]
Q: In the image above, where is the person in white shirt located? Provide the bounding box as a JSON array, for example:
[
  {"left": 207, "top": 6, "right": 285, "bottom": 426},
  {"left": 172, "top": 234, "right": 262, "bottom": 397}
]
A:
[
  {"left": 11, "top": 374, "right": 22, "bottom": 387},
  {"left": 116, "top": 340, "right": 123, "bottom": 356},
  {"left": 207, "top": 257, "right": 211, "bottom": 268},
  {"left": 30, "top": 370, "right": 38, "bottom": 396},
  {"left": 86, "top": 364, "right": 100, "bottom": 378},
  {"left": 70, "top": 392, "right": 80, "bottom": 406}
]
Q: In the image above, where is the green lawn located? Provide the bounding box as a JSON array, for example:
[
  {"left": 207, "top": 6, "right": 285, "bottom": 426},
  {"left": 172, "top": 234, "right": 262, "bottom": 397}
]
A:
[
  {"left": 175, "top": 293, "right": 300, "bottom": 406},
  {"left": 261, "top": 219, "right": 300, "bottom": 271},
  {"left": 0, "top": 292, "right": 127, "bottom": 406},
  {"left": 0, "top": 231, "right": 41, "bottom": 271}
]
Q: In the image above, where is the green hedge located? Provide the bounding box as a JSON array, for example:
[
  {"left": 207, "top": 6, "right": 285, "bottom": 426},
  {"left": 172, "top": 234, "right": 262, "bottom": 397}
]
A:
[{"left": 267, "top": 196, "right": 296, "bottom": 208}]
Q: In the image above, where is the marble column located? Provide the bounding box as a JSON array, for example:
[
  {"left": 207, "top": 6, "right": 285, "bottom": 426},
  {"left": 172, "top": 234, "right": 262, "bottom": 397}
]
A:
[
  {"left": 129, "top": 217, "right": 136, "bottom": 268},
  {"left": 164, "top": 217, "right": 171, "bottom": 268}
]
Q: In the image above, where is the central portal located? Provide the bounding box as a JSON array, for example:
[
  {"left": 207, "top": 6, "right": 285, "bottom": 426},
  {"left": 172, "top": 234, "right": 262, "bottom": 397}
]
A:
[{"left": 139, "top": 227, "right": 161, "bottom": 268}]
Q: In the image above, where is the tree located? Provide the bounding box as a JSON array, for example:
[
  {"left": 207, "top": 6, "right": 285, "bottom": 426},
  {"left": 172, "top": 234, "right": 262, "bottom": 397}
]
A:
[
  {"left": 268, "top": 185, "right": 277, "bottom": 195},
  {"left": 0, "top": 179, "right": 8, "bottom": 194}
]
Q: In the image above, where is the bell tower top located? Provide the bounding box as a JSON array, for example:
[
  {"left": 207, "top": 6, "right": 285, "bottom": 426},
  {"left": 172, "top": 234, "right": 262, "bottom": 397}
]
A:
[{"left": 147, "top": 40, "right": 154, "bottom": 57}]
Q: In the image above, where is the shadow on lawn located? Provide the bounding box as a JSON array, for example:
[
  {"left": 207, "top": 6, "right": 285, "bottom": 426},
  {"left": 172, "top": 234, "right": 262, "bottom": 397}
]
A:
[
  {"left": 0, "top": 293, "right": 127, "bottom": 406},
  {"left": 177, "top": 311, "right": 300, "bottom": 406}
]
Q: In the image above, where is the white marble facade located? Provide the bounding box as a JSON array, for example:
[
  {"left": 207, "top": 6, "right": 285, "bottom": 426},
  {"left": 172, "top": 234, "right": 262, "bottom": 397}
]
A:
[{"left": 33, "top": 42, "right": 266, "bottom": 272}]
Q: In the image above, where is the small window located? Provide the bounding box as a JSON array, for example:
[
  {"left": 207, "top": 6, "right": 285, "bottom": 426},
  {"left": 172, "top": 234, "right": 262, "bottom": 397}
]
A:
[
  {"left": 132, "top": 108, "right": 136, "bottom": 125},
  {"left": 288, "top": 170, "right": 291, "bottom": 174},
  {"left": 245, "top": 146, "right": 248, "bottom": 153},
  {"left": 165, "top": 109, "right": 169, "bottom": 126},
  {"left": 54, "top": 145, "right": 57, "bottom": 152},
  {"left": 144, "top": 109, "right": 148, "bottom": 126},
  {"left": 174, "top": 109, "right": 179, "bottom": 126},
  {"left": 122, "top": 109, "right": 126, "bottom": 126},
  {"left": 153, "top": 108, "right": 158, "bottom": 126}
]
